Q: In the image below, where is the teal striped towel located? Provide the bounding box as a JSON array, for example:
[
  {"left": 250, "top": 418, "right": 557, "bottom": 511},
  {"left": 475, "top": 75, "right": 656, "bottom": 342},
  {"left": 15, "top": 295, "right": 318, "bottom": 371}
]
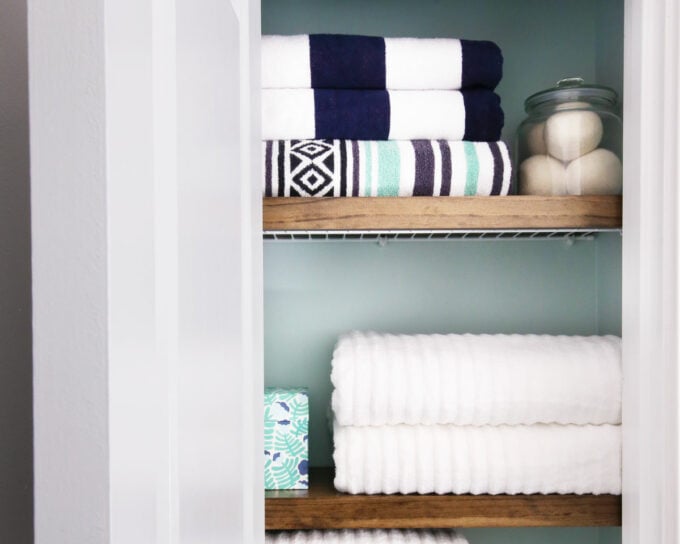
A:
[{"left": 263, "top": 140, "right": 511, "bottom": 197}]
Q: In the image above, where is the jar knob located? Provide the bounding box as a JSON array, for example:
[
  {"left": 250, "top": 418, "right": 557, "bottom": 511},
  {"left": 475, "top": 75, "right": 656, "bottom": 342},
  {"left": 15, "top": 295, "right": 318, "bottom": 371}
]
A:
[{"left": 556, "top": 77, "right": 584, "bottom": 88}]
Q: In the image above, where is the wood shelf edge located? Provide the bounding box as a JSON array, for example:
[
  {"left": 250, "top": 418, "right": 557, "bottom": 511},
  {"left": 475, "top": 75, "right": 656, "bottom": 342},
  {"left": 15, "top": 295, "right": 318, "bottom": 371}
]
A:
[
  {"left": 263, "top": 196, "right": 623, "bottom": 231},
  {"left": 265, "top": 468, "right": 622, "bottom": 530}
]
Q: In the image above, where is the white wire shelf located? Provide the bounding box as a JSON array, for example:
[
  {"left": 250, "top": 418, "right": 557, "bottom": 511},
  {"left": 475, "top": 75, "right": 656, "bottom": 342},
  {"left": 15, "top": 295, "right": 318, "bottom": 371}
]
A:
[{"left": 263, "top": 228, "right": 621, "bottom": 242}]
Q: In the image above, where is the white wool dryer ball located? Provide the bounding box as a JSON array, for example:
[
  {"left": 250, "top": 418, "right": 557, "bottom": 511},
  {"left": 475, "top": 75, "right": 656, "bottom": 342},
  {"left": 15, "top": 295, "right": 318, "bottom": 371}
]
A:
[
  {"left": 526, "top": 122, "right": 547, "bottom": 155},
  {"left": 545, "top": 110, "right": 603, "bottom": 162},
  {"left": 566, "top": 148, "right": 623, "bottom": 195},
  {"left": 519, "top": 155, "right": 568, "bottom": 196}
]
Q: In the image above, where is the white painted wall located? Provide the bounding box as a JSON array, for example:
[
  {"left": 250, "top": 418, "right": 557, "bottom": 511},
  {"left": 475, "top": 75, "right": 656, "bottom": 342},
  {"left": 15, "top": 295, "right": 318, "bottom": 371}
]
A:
[
  {"left": 29, "top": 0, "right": 110, "bottom": 541},
  {"left": 0, "top": 1, "right": 33, "bottom": 542}
]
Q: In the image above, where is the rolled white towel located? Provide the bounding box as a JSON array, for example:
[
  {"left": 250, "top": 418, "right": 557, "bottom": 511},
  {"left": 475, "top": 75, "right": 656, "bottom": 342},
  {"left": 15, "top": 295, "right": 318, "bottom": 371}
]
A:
[
  {"left": 331, "top": 332, "right": 621, "bottom": 426},
  {"left": 265, "top": 529, "right": 469, "bottom": 544},
  {"left": 333, "top": 423, "right": 621, "bottom": 495}
]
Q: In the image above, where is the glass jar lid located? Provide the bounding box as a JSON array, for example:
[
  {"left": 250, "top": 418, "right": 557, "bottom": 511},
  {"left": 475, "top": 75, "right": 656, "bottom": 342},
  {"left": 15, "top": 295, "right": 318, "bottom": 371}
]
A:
[{"left": 524, "top": 77, "right": 618, "bottom": 112}]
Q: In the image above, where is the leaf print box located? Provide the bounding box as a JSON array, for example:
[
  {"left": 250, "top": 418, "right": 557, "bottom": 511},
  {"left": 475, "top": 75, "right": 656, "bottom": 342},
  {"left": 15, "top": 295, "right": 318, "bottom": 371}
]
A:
[{"left": 264, "top": 387, "right": 309, "bottom": 489}]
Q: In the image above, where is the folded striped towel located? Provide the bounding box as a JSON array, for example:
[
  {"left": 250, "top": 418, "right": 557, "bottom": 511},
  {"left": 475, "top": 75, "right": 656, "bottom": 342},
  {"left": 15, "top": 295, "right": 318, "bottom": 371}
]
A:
[
  {"left": 263, "top": 140, "right": 511, "bottom": 197},
  {"left": 333, "top": 423, "right": 621, "bottom": 495},
  {"left": 266, "top": 530, "right": 469, "bottom": 543},
  {"left": 261, "top": 89, "right": 503, "bottom": 141},
  {"left": 331, "top": 332, "right": 621, "bottom": 426},
  {"left": 262, "top": 34, "right": 502, "bottom": 91}
]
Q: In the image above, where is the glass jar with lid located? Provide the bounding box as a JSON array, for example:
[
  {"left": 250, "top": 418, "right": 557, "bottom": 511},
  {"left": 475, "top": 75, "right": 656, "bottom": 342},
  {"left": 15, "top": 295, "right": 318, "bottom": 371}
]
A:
[{"left": 516, "top": 78, "right": 622, "bottom": 196}]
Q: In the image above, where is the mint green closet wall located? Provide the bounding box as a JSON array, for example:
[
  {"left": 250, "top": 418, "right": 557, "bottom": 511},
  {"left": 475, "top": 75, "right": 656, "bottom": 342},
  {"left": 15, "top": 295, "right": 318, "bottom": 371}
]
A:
[
  {"left": 262, "top": 1, "right": 623, "bottom": 542},
  {"left": 264, "top": 238, "right": 622, "bottom": 543},
  {"left": 264, "top": 237, "right": 622, "bottom": 462}
]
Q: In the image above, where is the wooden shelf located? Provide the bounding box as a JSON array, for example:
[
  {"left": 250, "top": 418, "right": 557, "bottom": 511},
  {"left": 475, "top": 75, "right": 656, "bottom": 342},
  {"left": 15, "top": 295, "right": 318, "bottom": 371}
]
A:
[
  {"left": 263, "top": 196, "right": 622, "bottom": 232},
  {"left": 265, "top": 468, "right": 622, "bottom": 529}
]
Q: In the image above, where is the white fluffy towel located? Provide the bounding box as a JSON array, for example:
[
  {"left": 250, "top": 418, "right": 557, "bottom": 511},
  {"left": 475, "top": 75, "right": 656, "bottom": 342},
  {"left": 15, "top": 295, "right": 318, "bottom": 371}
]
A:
[
  {"left": 265, "top": 530, "right": 469, "bottom": 544},
  {"left": 331, "top": 332, "right": 621, "bottom": 426},
  {"left": 333, "top": 423, "right": 621, "bottom": 495}
]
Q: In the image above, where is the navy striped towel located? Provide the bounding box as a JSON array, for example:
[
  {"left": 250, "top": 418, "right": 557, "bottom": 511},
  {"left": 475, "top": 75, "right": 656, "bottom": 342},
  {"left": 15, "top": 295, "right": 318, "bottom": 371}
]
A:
[
  {"left": 263, "top": 140, "right": 511, "bottom": 197},
  {"left": 262, "top": 34, "right": 503, "bottom": 90},
  {"left": 262, "top": 89, "right": 503, "bottom": 141}
]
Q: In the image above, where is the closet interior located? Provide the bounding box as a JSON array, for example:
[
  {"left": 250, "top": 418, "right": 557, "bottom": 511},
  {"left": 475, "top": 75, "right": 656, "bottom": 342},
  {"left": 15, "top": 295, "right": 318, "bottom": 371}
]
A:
[{"left": 261, "top": 1, "right": 624, "bottom": 543}]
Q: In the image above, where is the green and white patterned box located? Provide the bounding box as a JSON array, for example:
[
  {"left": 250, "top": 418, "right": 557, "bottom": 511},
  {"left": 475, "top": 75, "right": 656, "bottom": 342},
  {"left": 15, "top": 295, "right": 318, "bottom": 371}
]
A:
[{"left": 264, "top": 387, "right": 309, "bottom": 490}]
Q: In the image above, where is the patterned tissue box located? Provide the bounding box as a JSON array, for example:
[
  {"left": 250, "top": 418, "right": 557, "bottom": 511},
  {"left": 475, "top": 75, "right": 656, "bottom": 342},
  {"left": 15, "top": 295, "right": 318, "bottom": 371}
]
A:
[{"left": 264, "top": 387, "right": 309, "bottom": 490}]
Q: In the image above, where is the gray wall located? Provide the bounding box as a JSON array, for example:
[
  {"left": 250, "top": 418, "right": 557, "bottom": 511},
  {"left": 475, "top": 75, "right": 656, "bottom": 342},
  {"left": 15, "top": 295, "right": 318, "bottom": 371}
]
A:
[{"left": 0, "top": 0, "right": 33, "bottom": 542}]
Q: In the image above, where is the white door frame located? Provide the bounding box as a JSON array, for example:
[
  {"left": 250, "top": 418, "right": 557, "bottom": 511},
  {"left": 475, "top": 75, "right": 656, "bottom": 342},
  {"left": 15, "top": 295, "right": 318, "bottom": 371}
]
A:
[
  {"left": 623, "top": 0, "right": 679, "bottom": 543},
  {"left": 29, "top": 0, "right": 262, "bottom": 542},
  {"left": 29, "top": 0, "right": 680, "bottom": 542}
]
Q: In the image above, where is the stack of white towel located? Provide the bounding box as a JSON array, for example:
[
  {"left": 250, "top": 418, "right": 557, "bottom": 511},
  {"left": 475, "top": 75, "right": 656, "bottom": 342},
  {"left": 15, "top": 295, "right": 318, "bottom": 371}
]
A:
[
  {"left": 266, "top": 530, "right": 469, "bottom": 544},
  {"left": 331, "top": 331, "right": 622, "bottom": 495}
]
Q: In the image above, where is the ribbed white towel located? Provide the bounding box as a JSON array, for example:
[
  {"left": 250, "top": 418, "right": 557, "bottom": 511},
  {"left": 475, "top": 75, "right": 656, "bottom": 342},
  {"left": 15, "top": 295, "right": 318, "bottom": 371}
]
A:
[
  {"left": 333, "top": 423, "right": 621, "bottom": 495},
  {"left": 265, "top": 529, "right": 469, "bottom": 544},
  {"left": 331, "top": 332, "right": 621, "bottom": 426}
]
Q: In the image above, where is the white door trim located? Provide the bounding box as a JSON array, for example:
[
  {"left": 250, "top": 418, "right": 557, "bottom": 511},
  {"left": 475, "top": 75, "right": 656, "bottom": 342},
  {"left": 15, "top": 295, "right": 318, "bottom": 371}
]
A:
[
  {"left": 29, "top": 0, "right": 263, "bottom": 541},
  {"left": 623, "top": 1, "right": 680, "bottom": 542}
]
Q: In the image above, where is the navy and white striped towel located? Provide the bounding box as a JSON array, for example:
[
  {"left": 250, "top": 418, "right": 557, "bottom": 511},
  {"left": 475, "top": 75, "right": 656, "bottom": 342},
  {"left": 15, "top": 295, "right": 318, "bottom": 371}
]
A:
[
  {"left": 262, "top": 89, "right": 503, "bottom": 141},
  {"left": 263, "top": 140, "right": 511, "bottom": 197},
  {"left": 262, "top": 34, "right": 502, "bottom": 90}
]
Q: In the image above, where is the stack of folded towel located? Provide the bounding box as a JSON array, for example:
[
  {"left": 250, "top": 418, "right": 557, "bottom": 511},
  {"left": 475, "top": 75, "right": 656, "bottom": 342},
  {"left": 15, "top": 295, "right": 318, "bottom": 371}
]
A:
[
  {"left": 262, "top": 34, "right": 511, "bottom": 197},
  {"left": 331, "top": 332, "right": 622, "bottom": 495},
  {"left": 266, "top": 529, "right": 469, "bottom": 544}
]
